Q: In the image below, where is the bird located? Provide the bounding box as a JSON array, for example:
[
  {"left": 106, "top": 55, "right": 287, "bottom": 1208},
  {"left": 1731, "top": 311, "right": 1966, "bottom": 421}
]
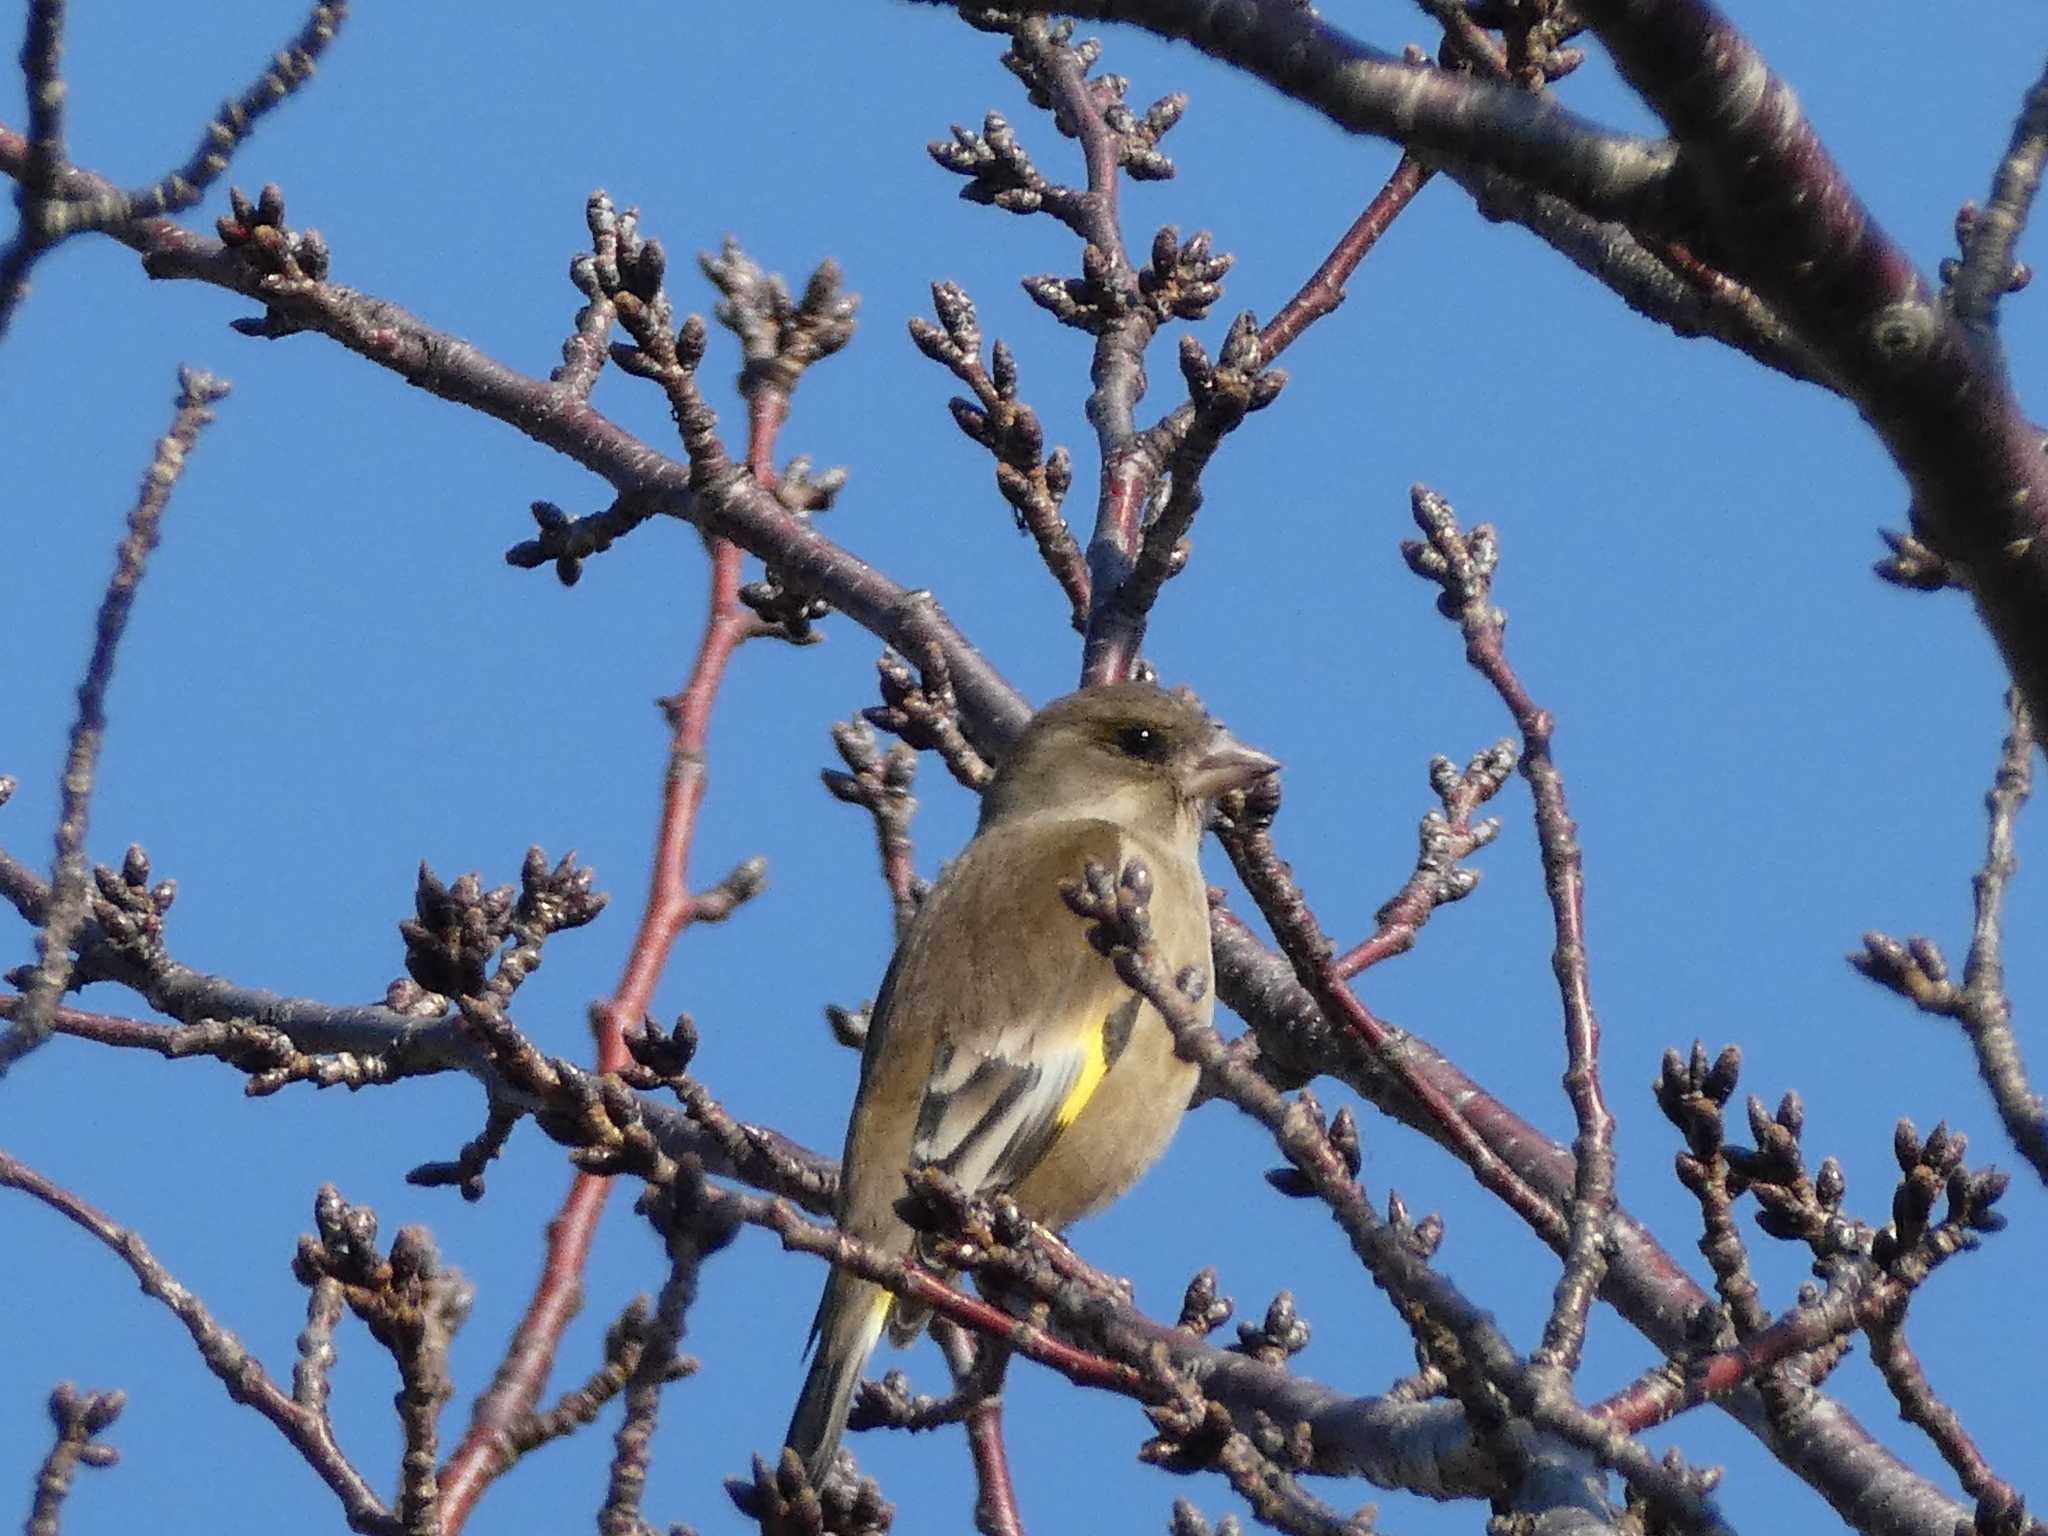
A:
[{"left": 785, "top": 680, "right": 1280, "bottom": 1481}]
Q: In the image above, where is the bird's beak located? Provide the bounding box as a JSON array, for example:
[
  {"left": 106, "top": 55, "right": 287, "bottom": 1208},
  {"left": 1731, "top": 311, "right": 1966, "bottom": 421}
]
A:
[{"left": 1188, "top": 731, "right": 1280, "bottom": 801}]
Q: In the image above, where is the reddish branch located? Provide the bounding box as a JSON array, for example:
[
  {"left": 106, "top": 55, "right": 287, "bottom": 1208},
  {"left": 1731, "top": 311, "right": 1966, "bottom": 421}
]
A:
[
  {"left": 435, "top": 410, "right": 766, "bottom": 1536},
  {"left": 1216, "top": 788, "right": 1569, "bottom": 1251},
  {"left": 930, "top": 1327, "right": 1026, "bottom": 1536},
  {"left": 1081, "top": 153, "right": 1428, "bottom": 683},
  {"left": 1331, "top": 743, "right": 1514, "bottom": 980},
  {"left": 1256, "top": 155, "right": 1428, "bottom": 358},
  {"left": 1594, "top": 1256, "right": 1973, "bottom": 1439},
  {"left": 964, "top": 1392, "right": 1025, "bottom": 1536}
]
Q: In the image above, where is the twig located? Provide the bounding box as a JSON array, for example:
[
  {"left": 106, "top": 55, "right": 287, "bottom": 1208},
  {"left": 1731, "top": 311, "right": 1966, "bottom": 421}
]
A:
[
  {"left": 1331, "top": 743, "right": 1515, "bottom": 979},
  {"left": 952, "top": 1335, "right": 1025, "bottom": 1536},
  {"left": 1, "top": 992, "right": 402, "bottom": 1096},
  {"left": 1213, "top": 786, "right": 1569, "bottom": 1250},
  {"left": 908, "top": 281, "right": 1089, "bottom": 627},
  {"left": 0, "top": 0, "right": 67, "bottom": 336},
  {"left": 552, "top": 191, "right": 621, "bottom": 401},
  {"left": 869, "top": 627, "right": 998, "bottom": 790},
  {"left": 104, "top": 2, "right": 346, "bottom": 226},
  {"left": 600, "top": 1176, "right": 733, "bottom": 1536},
  {"left": 1398, "top": 486, "right": 1616, "bottom": 1377},
  {"left": 1655, "top": 1043, "right": 1771, "bottom": 1342},
  {"left": 1060, "top": 859, "right": 1722, "bottom": 1530},
  {"left": 731, "top": 1189, "right": 1147, "bottom": 1397},
  {"left": 1949, "top": 52, "right": 2048, "bottom": 344},
  {"left": 512, "top": 1298, "right": 691, "bottom": 1458},
  {"left": 1852, "top": 692, "right": 2045, "bottom": 1184},
  {"left": 1210, "top": 1428, "right": 1375, "bottom": 1536},
  {"left": 1102, "top": 312, "right": 1283, "bottom": 664},
  {"left": 0, "top": 2, "right": 344, "bottom": 339},
  {"left": 1958, "top": 694, "right": 2043, "bottom": 1176},
  {"left": 1257, "top": 155, "right": 1428, "bottom": 358},
  {"left": 0, "top": 367, "right": 229, "bottom": 1075},
  {"left": 289, "top": 1188, "right": 470, "bottom": 1536},
  {"left": 1865, "top": 1312, "right": 2029, "bottom": 1530},
  {"left": 439, "top": 228, "right": 814, "bottom": 1533},
  {"left": 0, "top": 1151, "right": 395, "bottom": 1534},
  {"left": 823, "top": 719, "right": 925, "bottom": 939},
  {"left": 26, "top": 1384, "right": 124, "bottom": 1536}
]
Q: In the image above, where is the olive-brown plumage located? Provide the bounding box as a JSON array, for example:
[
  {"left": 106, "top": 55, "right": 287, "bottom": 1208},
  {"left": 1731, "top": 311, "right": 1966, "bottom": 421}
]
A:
[{"left": 785, "top": 682, "right": 1278, "bottom": 1479}]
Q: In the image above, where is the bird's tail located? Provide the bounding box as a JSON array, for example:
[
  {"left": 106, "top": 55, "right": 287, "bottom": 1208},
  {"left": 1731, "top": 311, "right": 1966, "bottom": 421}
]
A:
[{"left": 785, "top": 1269, "right": 891, "bottom": 1483}]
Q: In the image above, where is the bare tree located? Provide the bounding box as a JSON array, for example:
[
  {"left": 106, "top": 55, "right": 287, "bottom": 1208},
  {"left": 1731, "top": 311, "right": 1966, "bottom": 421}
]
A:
[{"left": 4, "top": 3, "right": 2044, "bottom": 1534}]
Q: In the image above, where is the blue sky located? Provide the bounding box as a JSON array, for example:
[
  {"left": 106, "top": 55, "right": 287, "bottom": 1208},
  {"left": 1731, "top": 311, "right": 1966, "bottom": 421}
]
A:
[{"left": 7, "top": 3, "right": 2047, "bottom": 1533}]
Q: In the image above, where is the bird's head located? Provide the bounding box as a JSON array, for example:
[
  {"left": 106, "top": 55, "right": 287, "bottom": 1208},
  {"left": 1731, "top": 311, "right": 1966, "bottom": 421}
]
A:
[{"left": 979, "top": 681, "right": 1280, "bottom": 840}]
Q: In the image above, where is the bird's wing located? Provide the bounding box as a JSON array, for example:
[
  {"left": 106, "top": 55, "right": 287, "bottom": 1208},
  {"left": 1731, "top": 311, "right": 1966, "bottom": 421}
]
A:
[
  {"left": 910, "top": 990, "right": 1143, "bottom": 1195},
  {"left": 844, "top": 816, "right": 1140, "bottom": 1209}
]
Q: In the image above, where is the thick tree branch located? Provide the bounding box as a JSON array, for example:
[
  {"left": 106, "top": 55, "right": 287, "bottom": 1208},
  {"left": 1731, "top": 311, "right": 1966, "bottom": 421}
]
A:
[
  {"left": 946, "top": 0, "right": 1681, "bottom": 226},
  {"left": 1569, "top": 0, "right": 2048, "bottom": 726}
]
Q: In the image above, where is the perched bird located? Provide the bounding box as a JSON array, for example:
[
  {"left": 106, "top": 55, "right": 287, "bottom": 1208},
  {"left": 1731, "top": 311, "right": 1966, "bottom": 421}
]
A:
[{"left": 786, "top": 681, "right": 1279, "bottom": 1480}]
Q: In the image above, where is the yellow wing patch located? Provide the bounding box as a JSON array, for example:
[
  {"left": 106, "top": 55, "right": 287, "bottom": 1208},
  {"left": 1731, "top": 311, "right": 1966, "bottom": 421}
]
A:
[{"left": 1055, "top": 1014, "right": 1115, "bottom": 1129}]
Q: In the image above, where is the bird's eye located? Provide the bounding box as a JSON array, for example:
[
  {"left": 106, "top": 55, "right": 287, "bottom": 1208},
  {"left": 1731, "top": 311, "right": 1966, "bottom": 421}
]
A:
[{"left": 1114, "top": 724, "right": 1168, "bottom": 761}]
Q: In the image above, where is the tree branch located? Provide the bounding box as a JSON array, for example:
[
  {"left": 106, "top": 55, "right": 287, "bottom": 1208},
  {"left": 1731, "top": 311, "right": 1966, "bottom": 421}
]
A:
[
  {"left": 1852, "top": 691, "right": 2045, "bottom": 1184},
  {"left": 951, "top": 0, "right": 1681, "bottom": 225},
  {"left": 0, "top": 366, "right": 229, "bottom": 1073},
  {"left": 0, "top": 1152, "right": 396, "bottom": 1535},
  {"left": 25, "top": 1384, "right": 124, "bottom": 1536},
  {"left": 1950, "top": 51, "right": 2048, "bottom": 347}
]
